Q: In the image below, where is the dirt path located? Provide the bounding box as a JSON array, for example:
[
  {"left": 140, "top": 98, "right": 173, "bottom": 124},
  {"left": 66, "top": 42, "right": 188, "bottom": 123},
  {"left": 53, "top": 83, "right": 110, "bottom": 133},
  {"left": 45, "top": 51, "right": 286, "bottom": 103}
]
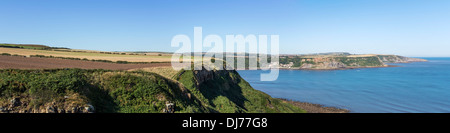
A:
[{"left": 0, "top": 55, "right": 171, "bottom": 70}]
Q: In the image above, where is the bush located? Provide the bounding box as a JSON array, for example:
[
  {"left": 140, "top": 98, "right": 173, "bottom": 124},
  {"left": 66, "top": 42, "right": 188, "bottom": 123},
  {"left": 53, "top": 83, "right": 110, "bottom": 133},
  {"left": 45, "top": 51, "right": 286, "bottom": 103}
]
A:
[
  {"left": 12, "top": 54, "right": 25, "bottom": 57},
  {"left": 116, "top": 61, "right": 128, "bottom": 64},
  {"left": 1, "top": 53, "right": 11, "bottom": 56}
]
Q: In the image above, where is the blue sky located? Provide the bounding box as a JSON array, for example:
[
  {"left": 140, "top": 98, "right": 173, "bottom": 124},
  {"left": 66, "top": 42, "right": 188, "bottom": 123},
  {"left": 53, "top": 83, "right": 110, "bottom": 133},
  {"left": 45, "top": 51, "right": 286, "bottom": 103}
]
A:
[{"left": 0, "top": 0, "right": 449, "bottom": 57}]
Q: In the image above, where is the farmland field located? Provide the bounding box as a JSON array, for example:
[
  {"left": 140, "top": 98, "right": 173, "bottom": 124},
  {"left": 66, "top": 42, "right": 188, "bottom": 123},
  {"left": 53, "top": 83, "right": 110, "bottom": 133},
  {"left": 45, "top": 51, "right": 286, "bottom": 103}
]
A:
[
  {"left": 0, "top": 55, "right": 170, "bottom": 70},
  {"left": 129, "top": 67, "right": 179, "bottom": 79},
  {"left": 0, "top": 47, "right": 172, "bottom": 62}
]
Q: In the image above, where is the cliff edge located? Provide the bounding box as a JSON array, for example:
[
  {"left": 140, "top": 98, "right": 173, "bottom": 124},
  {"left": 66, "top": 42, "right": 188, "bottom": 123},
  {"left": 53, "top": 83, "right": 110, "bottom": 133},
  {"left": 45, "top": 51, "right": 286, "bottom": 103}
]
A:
[
  {"left": 279, "top": 54, "right": 427, "bottom": 70},
  {"left": 0, "top": 68, "right": 305, "bottom": 113}
]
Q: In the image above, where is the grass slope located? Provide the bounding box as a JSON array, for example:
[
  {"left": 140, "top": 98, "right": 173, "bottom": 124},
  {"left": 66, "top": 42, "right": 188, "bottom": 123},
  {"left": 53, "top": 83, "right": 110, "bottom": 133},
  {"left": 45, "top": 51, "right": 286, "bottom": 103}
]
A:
[
  {"left": 175, "top": 69, "right": 305, "bottom": 113},
  {"left": 0, "top": 68, "right": 305, "bottom": 113}
]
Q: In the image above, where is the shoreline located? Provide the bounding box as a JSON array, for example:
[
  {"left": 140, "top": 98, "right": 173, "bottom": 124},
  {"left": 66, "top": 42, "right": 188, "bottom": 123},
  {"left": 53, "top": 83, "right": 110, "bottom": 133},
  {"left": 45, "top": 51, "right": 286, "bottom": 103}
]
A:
[
  {"left": 279, "top": 65, "right": 399, "bottom": 70},
  {"left": 241, "top": 65, "right": 400, "bottom": 71},
  {"left": 278, "top": 98, "right": 350, "bottom": 113}
]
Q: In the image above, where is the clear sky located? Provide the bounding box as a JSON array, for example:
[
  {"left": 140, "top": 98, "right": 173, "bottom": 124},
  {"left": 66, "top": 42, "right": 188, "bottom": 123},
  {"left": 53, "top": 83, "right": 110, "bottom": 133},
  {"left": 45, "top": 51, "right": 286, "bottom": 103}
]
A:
[{"left": 1, "top": 0, "right": 449, "bottom": 57}]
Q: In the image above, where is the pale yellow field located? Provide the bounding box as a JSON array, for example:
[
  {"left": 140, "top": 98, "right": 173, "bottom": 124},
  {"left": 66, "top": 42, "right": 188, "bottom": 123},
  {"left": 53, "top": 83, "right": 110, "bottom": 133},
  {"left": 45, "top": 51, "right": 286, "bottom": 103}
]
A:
[
  {"left": 129, "top": 66, "right": 179, "bottom": 79},
  {"left": 347, "top": 54, "right": 377, "bottom": 57},
  {"left": 0, "top": 47, "right": 172, "bottom": 62},
  {"left": 300, "top": 55, "right": 341, "bottom": 58},
  {"left": 300, "top": 54, "right": 378, "bottom": 58}
]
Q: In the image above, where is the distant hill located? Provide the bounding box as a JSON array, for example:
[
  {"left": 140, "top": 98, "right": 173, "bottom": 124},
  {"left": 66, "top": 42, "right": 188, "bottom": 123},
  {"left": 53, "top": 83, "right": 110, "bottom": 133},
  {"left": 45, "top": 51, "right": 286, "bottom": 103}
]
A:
[
  {"left": 279, "top": 53, "right": 427, "bottom": 70},
  {"left": 303, "top": 52, "right": 351, "bottom": 56},
  {"left": 0, "top": 43, "right": 69, "bottom": 50}
]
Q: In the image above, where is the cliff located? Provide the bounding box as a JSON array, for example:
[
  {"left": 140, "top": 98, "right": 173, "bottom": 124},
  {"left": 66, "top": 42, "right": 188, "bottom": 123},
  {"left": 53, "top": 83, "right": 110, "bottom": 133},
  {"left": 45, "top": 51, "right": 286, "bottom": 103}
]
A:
[
  {"left": 279, "top": 54, "right": 427, "bottom": 70},
  {"left": 0, "top": 68, "right": 304, "bottom": 113},
  {"left": 376, "top": 55, "right": 428, "bottom": 63},
  {"left": 175, "top": 68, "right": 304, "bottom": 113}
]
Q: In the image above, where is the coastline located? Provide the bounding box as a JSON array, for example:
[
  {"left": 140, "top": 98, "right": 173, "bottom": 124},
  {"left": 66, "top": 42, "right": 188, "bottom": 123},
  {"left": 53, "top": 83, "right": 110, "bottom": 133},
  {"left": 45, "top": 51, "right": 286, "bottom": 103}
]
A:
[
  {"left": 279, "top": 65, "right": 399, "bottom": 71},
  {"left": 243, "top": 65, "right": 400, "bottom": 71},
  {"left": 278, "top": 98, "right": 350, "bottom": 113}
]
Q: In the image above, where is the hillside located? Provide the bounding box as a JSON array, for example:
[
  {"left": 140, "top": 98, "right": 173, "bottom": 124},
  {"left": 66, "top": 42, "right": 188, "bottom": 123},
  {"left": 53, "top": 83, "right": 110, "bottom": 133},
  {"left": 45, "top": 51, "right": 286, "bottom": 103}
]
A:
[
  {"left": 279, "top": 54, "right": 427, "bottom": 70},
  {"left": 175, "top": 68, "right": 305, "bottom": 113},
  {"left": 0, "top": 43, "right": 65, "bottom": 50},
  {"left": 0, "top": 68, "right": 305, "bottom": 113},
  {"left": 376, "top": 55, "right": 428, "bottom": 63},
  {"left": 0, "top": 44, "right": 421, "bottom": 113}
]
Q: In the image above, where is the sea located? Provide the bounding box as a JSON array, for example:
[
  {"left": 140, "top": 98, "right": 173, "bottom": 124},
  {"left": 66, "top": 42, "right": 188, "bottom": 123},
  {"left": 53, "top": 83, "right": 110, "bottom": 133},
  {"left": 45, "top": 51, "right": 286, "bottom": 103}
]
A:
[{"left": 237, "top": 58, "right": 450, "bottom": 113}]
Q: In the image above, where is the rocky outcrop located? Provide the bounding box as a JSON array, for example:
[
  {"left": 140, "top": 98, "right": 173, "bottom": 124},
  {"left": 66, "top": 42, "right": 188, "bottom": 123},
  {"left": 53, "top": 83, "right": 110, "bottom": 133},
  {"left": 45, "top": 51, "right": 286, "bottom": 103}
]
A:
[
  {"left": 192, "top": 66, "right": 232, "bottom": 87},
  {"left": 300, "top": 61, "right": 347, "bottom": 69},
  {"left": 403, "top": 57, "right": 428, "bottom": 62},
  {"left": 0, "top": 96, "right": 94, "bottom": 113},
  {"left": 193, "top": 68, "right": 215, "bottom": 85},
  {"left": 162, "top": 101, "right": 175, "bottom": 113},
  {"left": 377, "top": 55, "right": 427, "bottom": 63}
]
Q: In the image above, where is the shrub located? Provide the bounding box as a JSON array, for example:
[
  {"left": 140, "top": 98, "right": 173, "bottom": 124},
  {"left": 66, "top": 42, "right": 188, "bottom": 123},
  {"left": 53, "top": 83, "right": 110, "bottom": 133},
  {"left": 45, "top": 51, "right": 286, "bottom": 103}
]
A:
[
  {"left": 1, "top": 53, "right": 11, "bottom": 56},
  {"left": 116, "top": 61, "right": 128, "bottom": 64}
]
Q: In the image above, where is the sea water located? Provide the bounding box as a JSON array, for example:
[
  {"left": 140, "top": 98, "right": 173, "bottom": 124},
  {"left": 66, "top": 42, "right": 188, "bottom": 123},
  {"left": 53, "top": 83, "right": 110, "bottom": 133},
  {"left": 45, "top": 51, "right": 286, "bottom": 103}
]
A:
[{"left": 237, "top": 58, "right": 450, "bottom": 113}]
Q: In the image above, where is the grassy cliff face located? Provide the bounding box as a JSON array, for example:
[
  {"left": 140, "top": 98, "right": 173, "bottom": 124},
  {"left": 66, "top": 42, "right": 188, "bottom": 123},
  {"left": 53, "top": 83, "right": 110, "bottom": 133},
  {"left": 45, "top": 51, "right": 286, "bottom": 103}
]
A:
[
  {"left": 175, "top": 69, "right": 305, "bottom": 113},
  {"left": 280, "top": 54, "right": 427, "bottom": 70},
  {"left": 0, "top": 69, "right": 192, "bottom": 113},
  {"left": 334, "top": 56, "right": 385, "bottom": 67},
  {"left": 279, "top": 55, "right": 427, "bottom": 69},
  {"left": 0, "top": 68, "right": 304, "bottom": 113},
  {"left": 280, "top": 56, "right": 385, "bottom": 69}
]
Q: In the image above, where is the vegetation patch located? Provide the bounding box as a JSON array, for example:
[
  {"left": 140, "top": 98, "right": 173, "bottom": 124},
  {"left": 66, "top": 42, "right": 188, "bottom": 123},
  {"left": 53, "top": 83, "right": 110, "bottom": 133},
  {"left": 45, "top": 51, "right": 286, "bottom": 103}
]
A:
[
  {"left": 334, "top": 56, "right": 384, "bottom": 66},
  {"left": 175, "top": 69, "right": 305, "bottom": 113},
  {"left": 0, "top": 43, "right": 68, "bottom": 50},
  {"left": 0, "top": 69, "right": 203, "bottom": 113},
  {"left": 1, "top": 68, "right": 303, "bottom": 113}
]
